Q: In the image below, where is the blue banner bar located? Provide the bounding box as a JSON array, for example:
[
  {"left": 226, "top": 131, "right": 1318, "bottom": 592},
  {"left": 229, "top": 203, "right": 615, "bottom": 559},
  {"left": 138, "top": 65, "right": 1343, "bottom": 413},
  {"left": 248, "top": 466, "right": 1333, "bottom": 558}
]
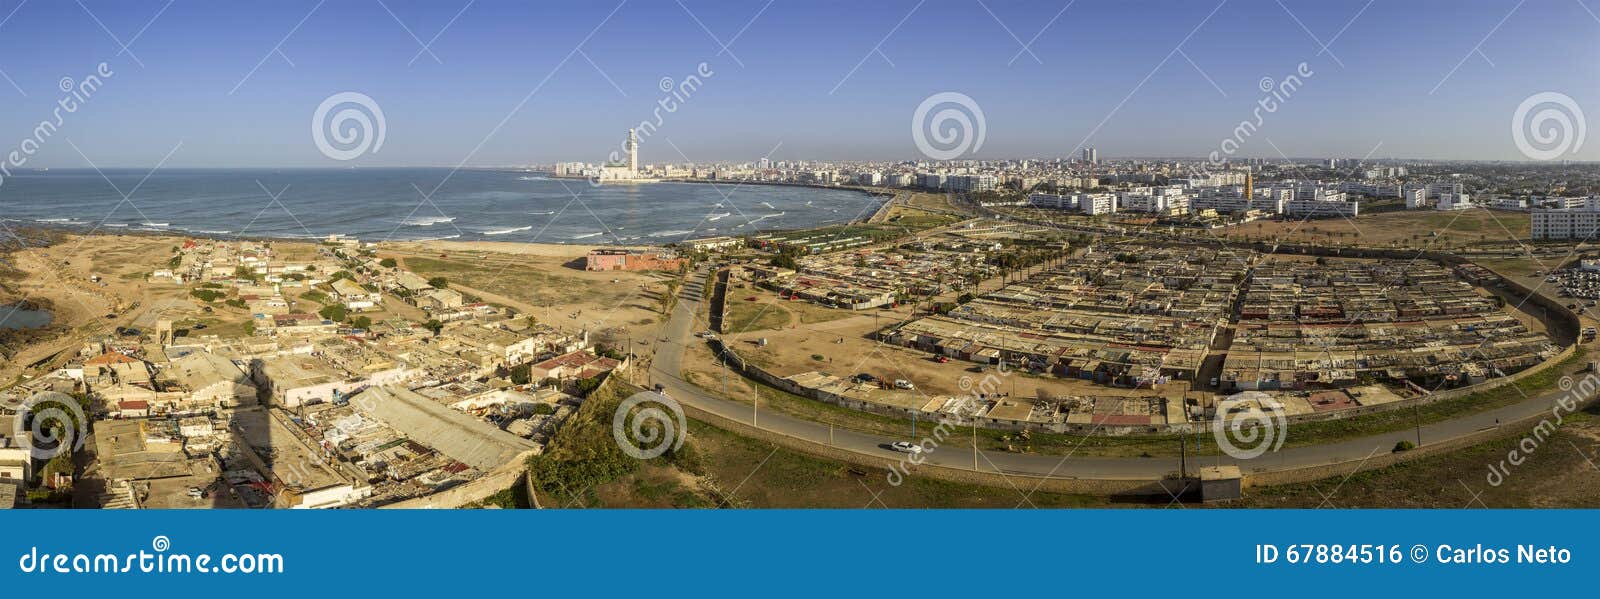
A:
[{"left": 1, "top": 510, "right": 1588, "bottom": 596}]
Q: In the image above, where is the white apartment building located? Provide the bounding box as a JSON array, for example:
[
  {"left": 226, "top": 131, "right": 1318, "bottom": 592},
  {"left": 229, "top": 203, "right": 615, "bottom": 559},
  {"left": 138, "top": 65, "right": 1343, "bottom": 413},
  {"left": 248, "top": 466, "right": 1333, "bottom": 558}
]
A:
[
  {"left": 1026, "top": 192, "right": 1116, "bottom": 214},
  {"left": 1531, "top": 198, "right": 1600, "bottom": 240},
  {"left": 1404, "top": 186, "right": 1429, "bottom": 209},
  {"left": 1284, "top": 199, "right": 1360, "bottom": 218},
  {"left": 1078, "top": 193, "right": 1118, "bottom": 215},
  {"left": 1427, "top": 182, "right": 1464, "bottom": 199},
  {"left": 1436, "top": 192, "right": 1473, "bottom": 211},
  {"left": 949, "top": 174, "right": 996, "bottom": 192},
  {"left": 1028, "top": 192, "right": 1074, "bottom": 209},
  {"left": 1190, "top": 188, "right": 1284, "bottom": 215},
  {"left": 1487, "top": 198, "right": 1529, "bottom": 211},
  {"left": 1172, "top": 171, "right": 1248, "bottom": 187}
]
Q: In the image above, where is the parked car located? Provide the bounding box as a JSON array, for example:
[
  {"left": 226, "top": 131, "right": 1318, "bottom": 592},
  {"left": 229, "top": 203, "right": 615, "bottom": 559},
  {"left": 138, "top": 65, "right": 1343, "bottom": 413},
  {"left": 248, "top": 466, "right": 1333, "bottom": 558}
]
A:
[
  {"left": 890, "top": 441, "right": 923, "bottom": 455},
  {"left": 893, "top": 379, "right": 915, "bottom": 390}
]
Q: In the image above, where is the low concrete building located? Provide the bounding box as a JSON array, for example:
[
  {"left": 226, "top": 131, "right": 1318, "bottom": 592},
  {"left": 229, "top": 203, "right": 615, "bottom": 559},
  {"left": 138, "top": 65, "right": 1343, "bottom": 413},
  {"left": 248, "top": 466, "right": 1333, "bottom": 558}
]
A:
[
  {"left": 585, "top": 249, "right": 686, "bottom": 272},
  {"left": 352, "top": 386, "right": 538, "bottom": 471}
]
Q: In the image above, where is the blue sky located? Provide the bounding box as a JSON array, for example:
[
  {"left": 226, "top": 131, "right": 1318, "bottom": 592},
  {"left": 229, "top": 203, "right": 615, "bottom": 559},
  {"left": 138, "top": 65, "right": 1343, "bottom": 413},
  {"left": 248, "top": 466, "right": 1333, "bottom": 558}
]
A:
[{"left": 0, "top": 0, "right": 1595, "bottom": 167}]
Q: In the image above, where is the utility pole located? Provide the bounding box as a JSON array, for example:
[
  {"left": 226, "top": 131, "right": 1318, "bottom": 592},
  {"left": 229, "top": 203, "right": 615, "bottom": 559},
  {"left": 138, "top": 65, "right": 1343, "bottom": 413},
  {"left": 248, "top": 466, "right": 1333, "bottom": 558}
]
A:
[
  {"left": 1414, "top": 402, "right": 1422, "bottom": 447},
  {"left": 972, "top": 421, "right": 978, "bottom": 470},
  {"left": 1179, "top": 432, "right": 1189, "bottom": 479},
  {"left": 753, "top": 386, "right": 759, "bottom": 428}
]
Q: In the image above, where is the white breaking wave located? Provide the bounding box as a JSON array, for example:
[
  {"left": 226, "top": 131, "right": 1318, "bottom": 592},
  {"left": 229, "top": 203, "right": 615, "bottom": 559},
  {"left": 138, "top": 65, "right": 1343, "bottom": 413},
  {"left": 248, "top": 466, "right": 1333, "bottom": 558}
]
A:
[
  {"left": 761, "top": 201, "right": 776, "bottom": 209},
  {"left": 571, "top": 231, "right": 604, "bottom": 239},
  {"left": 403, "top": 216, "right": 456, "bottom": 227},
  {"left": 484, "top": 225, "right": 532, "bottom": 236},
  {"left": 141, "top": 222, "right": 170, "bottom": 227},
  {"left": 518, "top": 176, "right": 550, "bottom": 181},
  {"left": 529, "top": 210, "right": 556, "bottom": 215},
  {"left": 414, "top": 234, "right": 461, "bottom": 241},
  {"left": 650, "top": 229, "right": 693, "bottom": 238},
  {"left": 747, "top": 212, "right": 785, "bottom": 225},
  {"left": 707, "top": 212, "right": 731, "bottom": 221}
]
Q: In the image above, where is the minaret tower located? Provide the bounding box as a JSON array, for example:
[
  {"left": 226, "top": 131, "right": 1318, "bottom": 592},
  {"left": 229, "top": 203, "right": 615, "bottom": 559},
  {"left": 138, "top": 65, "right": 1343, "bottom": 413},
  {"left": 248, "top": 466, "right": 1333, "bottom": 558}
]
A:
[{"left": 626, "top": 128, "right": 638, "bottom": 174}]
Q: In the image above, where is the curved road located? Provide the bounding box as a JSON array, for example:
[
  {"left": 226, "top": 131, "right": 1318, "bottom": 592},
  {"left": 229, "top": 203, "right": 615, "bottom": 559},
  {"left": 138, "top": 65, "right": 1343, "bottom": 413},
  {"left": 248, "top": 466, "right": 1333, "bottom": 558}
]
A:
[{"left": 650, "top": 268, "right": 1591, "bottom": 481}]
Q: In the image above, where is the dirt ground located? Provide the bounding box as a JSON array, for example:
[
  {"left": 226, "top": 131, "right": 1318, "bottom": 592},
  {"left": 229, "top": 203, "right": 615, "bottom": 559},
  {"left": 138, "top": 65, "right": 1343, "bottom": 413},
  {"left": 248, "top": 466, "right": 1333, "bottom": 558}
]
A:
[
  {"left": 714, "top": 285, "right": 1192, "bottom": 403},
  {"left": 1, "top": 234, "right": 186, "bottom": 382},
  {"left": 381, "top": 241, "right": 675, "bottom": 354},
  {"left": 1221, "top": 207, "right": 1532, "bottom": 248}
]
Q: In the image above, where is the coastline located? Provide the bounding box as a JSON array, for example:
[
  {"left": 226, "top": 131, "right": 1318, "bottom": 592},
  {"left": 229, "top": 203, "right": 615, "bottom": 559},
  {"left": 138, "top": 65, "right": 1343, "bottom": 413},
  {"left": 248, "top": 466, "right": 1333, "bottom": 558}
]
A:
[{"left": 1, "top": 176, "right": 891, "bottom": 249}]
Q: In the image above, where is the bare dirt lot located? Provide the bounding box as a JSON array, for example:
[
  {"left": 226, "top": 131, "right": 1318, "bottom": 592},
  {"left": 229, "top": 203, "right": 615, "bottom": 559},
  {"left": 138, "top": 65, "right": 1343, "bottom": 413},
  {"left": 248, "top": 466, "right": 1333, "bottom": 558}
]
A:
[
  {"left": 381, "top": 241, "right": 677, "bottom": 352},
  {"left": 1222, "top": 208, "right": 1531, "bottom": 248}
]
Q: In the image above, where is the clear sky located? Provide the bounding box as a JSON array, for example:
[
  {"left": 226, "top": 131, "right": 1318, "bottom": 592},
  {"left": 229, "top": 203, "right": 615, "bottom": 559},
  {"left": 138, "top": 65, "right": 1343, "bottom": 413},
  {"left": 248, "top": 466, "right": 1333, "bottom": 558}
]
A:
[{"left": 0, "top": 0, "right": 1595, "bottom": 167}]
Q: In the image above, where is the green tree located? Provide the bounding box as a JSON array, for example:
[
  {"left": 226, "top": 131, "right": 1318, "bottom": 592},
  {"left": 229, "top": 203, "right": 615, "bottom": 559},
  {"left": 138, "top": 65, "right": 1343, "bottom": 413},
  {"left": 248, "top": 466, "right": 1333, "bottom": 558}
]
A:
[
  {"left": 379, "top": 258, "right": 398, "bottom": 268},
  {"left": 318, "top": 304, "right": 348, "bottom": 322},
  {"left": 351, "top": 315, "right": 372, "bottom": 330},
  {"left": 505, "top": 363, "right": 533, "bottom": 385},
  {"left": 424, "top": 319, "right": 444, "bottom": 336},
  {"left": 427, "top": 276, "right": 449, "bottom": 289},
  {"left": 574, "top": 377, "right": 602, "bottom": 396}
]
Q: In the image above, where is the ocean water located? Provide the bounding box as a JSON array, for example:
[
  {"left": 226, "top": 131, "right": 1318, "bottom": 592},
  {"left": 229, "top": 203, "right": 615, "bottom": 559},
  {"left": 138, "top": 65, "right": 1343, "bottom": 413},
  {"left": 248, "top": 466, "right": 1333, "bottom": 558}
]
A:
[{"left": 0, "top": 168, "right": 880, "bottom": 244}]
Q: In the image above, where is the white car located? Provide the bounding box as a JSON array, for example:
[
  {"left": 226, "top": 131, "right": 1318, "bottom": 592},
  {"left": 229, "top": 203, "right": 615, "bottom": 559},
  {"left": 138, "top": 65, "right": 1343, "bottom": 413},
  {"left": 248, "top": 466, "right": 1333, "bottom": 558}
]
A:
[
  {"left": 890, "top": 441, "right": 923, "bottom": 454},
  {"left": 893, "top": 379, "right": 914, "bottom": 390}
]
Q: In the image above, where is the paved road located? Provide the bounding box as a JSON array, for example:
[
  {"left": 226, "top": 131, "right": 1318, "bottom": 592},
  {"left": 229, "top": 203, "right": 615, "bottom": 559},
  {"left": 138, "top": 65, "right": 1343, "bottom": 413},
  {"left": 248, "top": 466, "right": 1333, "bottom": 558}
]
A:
[{"left": 650, "top": 267, "right": 1591, "bottom": 481}]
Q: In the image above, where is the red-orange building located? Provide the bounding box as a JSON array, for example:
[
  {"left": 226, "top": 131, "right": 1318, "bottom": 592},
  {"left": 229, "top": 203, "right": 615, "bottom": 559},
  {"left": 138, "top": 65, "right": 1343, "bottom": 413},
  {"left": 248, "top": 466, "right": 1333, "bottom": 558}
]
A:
[{"left": 584, "top": 249, "right": 686, "bottom": 272}]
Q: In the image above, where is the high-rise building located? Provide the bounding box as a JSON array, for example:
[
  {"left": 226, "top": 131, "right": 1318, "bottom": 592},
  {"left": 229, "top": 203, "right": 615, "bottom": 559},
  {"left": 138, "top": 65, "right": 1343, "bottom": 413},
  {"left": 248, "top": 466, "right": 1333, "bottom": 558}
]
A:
[{"left": 626, "top": 128, "right": 638, "bottom": 174}]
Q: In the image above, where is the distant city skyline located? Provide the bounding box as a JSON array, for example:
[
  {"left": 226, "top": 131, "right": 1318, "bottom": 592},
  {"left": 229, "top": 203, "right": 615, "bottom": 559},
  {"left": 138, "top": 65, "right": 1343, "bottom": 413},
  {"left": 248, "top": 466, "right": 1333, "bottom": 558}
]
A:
[{"left": 0, "top": 0, "right": 1594, "bottom": 168}]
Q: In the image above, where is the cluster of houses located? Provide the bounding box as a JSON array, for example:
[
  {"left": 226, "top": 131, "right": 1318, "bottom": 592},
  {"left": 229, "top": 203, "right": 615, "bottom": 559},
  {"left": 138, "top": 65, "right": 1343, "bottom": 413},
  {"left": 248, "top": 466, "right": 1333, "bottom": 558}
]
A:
[
  {"left": 1222, "top": 259, "right": 1558, "bottom": 391},
  {"left": 880, "top": 245, "right": 1556, "bottom": 399},
  {"left": 883, "top": 245, "right": 1250, "bottom": 387},
  {"left": 1, "top": 238, "right": 628, "bottom": 508}
]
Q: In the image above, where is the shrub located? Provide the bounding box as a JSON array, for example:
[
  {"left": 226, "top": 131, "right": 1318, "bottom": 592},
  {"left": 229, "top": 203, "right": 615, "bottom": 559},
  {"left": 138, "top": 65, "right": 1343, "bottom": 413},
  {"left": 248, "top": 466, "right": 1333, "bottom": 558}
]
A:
[
  {"left": 318, "top": 304, "right": 347, "bottom": 322},
  {"left": 1393, "top": 440, "right": 1416, "bottom": 452}
]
